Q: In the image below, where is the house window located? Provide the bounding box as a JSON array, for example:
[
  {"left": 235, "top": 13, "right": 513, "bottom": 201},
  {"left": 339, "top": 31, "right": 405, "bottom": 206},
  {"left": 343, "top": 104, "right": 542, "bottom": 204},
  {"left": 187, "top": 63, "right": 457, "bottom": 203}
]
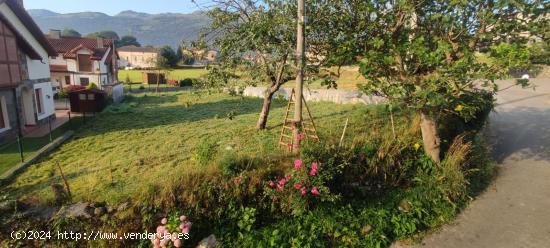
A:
[
  {"left": 79, "top": 94, "right": 86, "bottom": 100},
  {"left": 80, "top": 78, "right": 89, "bottom": 86},
  {"left": 35, "top": 88, "right": 44, "bottom": 115},
  {"left": 0, "top": 96, "right": 9, "bottom": 131},
  {"left": 77, "top": 54, "right": 92, "bottom": 72},
  {"left": 88, "top": 94, "right": 95, "bottom": 100},
  {"left": 65, "top": 75, "right": 71, "bottom": 85}
]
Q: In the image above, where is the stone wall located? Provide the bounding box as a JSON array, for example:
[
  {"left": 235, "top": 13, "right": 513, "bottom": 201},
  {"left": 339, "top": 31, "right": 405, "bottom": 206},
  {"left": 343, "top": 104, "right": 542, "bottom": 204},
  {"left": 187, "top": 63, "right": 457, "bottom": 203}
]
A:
[{"left": 242, "top": 87, "right": 386, "bottom": 105}]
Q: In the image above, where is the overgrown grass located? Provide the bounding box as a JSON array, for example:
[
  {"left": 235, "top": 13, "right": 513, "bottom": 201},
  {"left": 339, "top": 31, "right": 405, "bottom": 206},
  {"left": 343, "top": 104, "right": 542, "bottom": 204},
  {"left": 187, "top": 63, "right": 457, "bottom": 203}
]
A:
[
  {"left": 4, "top": 92, "right": 378, "bottom": 205},
  {"left": 1, "top": 91, "right": 495, "bottom": 248}
]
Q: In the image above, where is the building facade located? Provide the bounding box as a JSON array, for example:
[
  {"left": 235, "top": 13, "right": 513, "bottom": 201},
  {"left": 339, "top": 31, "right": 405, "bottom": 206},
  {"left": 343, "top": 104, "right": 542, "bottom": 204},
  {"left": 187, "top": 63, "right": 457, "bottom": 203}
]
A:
[
  {"left": 47, "top": 30, "right": 118, "bottom": 90},
  {"left": 0, "top": 0, "right": 57, "bottom": 143},
  {"left": 118, "top": 45, "right": 159, "bottom": 69}
]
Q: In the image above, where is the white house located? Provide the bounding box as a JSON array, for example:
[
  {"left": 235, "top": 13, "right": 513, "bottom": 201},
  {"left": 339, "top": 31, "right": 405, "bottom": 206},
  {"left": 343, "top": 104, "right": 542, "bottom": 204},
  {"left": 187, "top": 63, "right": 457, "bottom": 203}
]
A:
[
  {"left": 0, "top": 0, "right": 57, "bottom": 143},
  {"left": 46, "top": 30, "right": 118, "bottom": 90}
]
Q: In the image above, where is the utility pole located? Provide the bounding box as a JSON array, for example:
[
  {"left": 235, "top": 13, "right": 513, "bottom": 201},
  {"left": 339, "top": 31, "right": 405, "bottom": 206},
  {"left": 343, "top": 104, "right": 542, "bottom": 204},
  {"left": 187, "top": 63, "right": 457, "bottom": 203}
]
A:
[{"left": 293, "top": 0, "right": 305, "bottom": 152}]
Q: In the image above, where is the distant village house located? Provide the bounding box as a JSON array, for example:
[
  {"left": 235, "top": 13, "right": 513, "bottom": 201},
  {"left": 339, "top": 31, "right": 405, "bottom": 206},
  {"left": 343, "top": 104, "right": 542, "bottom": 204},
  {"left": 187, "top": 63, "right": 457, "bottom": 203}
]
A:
[
  {"left": 46, "top": 29, "right": 118, "bottom": 90},
  {"left": 118, "top": 45, "right": 159, "bottom": 69}
]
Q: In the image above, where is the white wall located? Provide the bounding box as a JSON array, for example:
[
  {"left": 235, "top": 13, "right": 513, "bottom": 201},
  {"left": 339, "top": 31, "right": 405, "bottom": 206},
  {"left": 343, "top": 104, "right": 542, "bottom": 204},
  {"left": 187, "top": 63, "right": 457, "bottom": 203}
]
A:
[
  {"left": 33, "top": 82, "right": 55, "bottom": 120},
  {"left": 0, "top": 4, "right": 51, "bottom": 80}
]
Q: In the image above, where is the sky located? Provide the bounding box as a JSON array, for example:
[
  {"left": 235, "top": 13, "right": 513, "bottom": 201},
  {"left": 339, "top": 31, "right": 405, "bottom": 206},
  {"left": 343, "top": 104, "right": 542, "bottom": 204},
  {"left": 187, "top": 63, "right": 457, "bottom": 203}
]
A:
[{"left": 23, "top": 0, "right": 214, "bottom": 15}]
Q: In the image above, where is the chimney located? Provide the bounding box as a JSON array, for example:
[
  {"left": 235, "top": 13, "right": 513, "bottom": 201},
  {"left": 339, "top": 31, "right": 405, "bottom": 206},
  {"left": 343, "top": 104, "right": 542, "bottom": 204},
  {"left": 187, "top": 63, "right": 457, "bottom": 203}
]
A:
[
  {"left": 49, "top": 29, "right": 61, "bottom": 39},
  {"left": 97, "top": 37, "right": 104, "bottom": 48}
]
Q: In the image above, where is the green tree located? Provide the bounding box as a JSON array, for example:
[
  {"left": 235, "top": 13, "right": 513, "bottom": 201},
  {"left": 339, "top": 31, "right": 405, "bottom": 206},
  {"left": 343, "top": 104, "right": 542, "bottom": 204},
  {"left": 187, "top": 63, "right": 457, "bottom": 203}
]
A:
[
  {"left": 117, "top": 35, "right": 141, "bottom": 47},
  {"left": 86, "top": 30, "right": 120, "bottom": 41},
  {"left": 323, "top": 0, "right": 545, "bottom": 162},
  {"left": 158, "top": 46, "right": 179, "bottom": 68},
  {"left": 204, "top": 0, "right": 299, "bottom": 129},
  {"left": 61, "top": 28, "right": 81, "bottom": 37}
]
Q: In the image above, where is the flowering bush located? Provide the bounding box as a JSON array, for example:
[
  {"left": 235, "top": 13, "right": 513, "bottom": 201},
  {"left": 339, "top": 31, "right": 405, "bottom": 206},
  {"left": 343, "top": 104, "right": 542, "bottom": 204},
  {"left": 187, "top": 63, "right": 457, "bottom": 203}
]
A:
[
  {"left": 63, "top": 85, "right": 86, "bottom": 92},
  {"left": 150, "top": 213, "right": 192, "bottom": 248},
  {"left": 167, "top": 79, "right": 179, "bottom": 86},
  {"left": 265, "top": 159, "right": 339, "bottom": 216}
]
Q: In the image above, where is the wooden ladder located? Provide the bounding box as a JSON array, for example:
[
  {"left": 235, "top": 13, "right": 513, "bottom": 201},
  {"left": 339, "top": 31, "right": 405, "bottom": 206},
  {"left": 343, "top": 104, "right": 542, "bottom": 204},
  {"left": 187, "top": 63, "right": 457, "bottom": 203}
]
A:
[{"left": 279, "top": 88, "right": 320, "bottom": 152}]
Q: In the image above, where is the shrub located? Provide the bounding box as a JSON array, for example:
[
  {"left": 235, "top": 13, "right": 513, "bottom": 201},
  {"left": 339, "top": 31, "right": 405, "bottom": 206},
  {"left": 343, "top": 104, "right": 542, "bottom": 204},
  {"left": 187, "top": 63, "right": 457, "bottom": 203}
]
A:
[
  {"left": 63, "top": 85, "right": 86, "bottom": 92},
  {"left": 179, "top": 78, "right": 194, "bottom": 87},
  {"left": 87, "top": 83, "right": 98, "bottom": 89},
  {"left": 167, "top": 79, "right": 179, "bottom": 86},
  {"left": 265, "top": 159, "right": 341, "bottom": 216},
  {"left": 151, "top": 213, "right": 192, "bottom": 247},
  {"left": 192, "top": 138, "right": 218, "bottom": 166}
]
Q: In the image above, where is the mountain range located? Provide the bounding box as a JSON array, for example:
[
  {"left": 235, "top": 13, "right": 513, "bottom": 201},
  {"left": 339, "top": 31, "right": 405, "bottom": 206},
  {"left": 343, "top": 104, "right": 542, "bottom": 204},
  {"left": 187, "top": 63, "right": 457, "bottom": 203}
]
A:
[{"left": 27, "top": 9, "right": 211, "bottom": 48}]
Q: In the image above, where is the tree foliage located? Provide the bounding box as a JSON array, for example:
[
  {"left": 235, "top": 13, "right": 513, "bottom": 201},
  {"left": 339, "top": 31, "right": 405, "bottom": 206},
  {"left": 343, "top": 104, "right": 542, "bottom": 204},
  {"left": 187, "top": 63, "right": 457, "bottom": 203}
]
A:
[
  {"left": 203, "top": 0, "right": 335, "bottom": 129},
  {"left": 61, "top": 28, "right": 81, "bottom": 37},
  {"left": 158, "top": 46, "right": 179, "bottom": 68},
  {"left": 86, "top": 30, "right": 120, "bottom": 41},
  {"left": 315, "top": 0, "right": 546, "bottom": 162},
  {"left": 117, "top": 35, "right": 141, "bottom": 47}
]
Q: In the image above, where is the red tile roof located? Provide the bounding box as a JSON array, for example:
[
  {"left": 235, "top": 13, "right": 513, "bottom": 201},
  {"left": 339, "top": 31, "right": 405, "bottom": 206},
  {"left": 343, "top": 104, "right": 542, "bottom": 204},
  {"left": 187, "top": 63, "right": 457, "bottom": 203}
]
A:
[{"left": 47, "top": 36, "right": 114, "bottom": 60}]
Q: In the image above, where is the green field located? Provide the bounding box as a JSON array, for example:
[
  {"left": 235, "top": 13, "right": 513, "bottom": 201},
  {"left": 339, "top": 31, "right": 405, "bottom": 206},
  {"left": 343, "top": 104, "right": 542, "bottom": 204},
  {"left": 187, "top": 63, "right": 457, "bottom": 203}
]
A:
[
  {"left": 4, "top": 92, "right": 394, "bottom": 204},
  {"left": 118, "top": 68, "right": 208, "bottom": 83}
]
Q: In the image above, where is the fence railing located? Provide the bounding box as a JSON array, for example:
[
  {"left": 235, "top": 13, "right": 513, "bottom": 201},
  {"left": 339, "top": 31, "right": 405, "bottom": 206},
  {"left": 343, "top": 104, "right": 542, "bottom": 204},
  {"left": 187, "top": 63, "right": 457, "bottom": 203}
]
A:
[{"left": 0, "top": 116, "right": 86, "bottom": 177}]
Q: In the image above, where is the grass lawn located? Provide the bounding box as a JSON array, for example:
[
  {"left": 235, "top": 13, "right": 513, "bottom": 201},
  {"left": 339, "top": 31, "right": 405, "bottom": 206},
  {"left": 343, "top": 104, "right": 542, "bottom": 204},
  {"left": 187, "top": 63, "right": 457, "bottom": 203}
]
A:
[
  {"left": 0, "top": 118, "right": 84, "bottom": 176},
  {"left": 4, "top": 91, "right": 393, "bottom": 205},
  {"left": 118, "top": 68, "right": 208, "bottom": 83},
  {"left": 0, "top": 91, "right": 494, "bottom": 247}
]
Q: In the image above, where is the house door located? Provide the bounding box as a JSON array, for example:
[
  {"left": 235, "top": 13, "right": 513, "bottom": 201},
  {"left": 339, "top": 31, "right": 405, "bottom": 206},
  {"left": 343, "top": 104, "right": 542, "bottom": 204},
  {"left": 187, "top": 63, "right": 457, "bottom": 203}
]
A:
[{"left": 21, "top": 87, "right": 36, "bottom": 126}]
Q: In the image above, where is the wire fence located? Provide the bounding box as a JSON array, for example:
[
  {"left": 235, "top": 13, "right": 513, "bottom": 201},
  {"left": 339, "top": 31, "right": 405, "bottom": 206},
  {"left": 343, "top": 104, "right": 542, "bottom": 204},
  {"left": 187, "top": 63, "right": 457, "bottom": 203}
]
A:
[
  {"left": 124, "top": 84, "right": 192, "bottom": 94},
  {"left": 0, "top": 115, "right": 86, "bottom": 176}
]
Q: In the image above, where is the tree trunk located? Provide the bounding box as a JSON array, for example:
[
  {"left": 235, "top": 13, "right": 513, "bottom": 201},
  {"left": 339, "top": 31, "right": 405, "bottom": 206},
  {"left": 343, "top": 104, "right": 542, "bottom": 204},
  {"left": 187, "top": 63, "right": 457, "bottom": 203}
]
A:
[
  {"left": 256, "top": 90, "right": 276, "bottom": 130},
  {"left": 420, "top": 112, "right": 441, "bottom": 163}
]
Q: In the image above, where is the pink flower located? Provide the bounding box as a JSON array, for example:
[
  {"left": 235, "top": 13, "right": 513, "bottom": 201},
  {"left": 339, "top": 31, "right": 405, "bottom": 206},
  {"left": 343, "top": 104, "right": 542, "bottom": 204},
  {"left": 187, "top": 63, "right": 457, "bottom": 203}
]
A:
[
  {"left": 173, "top": 238, "right": 182, "bottom": 247},
  {"left": 287, "top": 142, "right": 292, "bottom": 148},
  {"left": 268, "top": 181, "right": 275, "bottom": 188},
  {"left": 161, "top": 218, "right": 168, "bottom": 225},
  {"left": 276, "top": 184, "right": 284, "bottom": 191},
  {"left": 171, "top": 233, "right": 178, "bottom": 242},
  {"left": 294, "top": 159, "right": 302, "bottom": 169},
  {"left": 310, "top": 169, "right": 317, "bottom": 176},
  {"left": 152, "top": 238, "right": 161, "bottom": 248},
  {"left": 311, "top": 162, "right": 318, "bottom": 171},
  {"left": 293, "top": 183, "right": 302, "bottom": 189},
  {"left": 156, "top": 225, "right": 166, "bottom": 235},
  {"left": 159, "top": 238, "right": 168, "bottom": 247},
  {"left": 311, "top": 187, "right": 320, "bottom": 196},
  {"left": 179, "top": 224, "right": 185, "bottom": 231},
  {"left": 179, "top": 215, "right": 187, "bottom": 222},
  {"left": 279, "top": 178, "right": 287, "bottom": 185},
  {"left": 285, "top": 174, "right": 292, "bottom": 180},
  {"left": 234, "top": 176, "right": 243, "bottom": 185},
  {"left": 300, "top": 187, "right": 308, "bottom": 196}
]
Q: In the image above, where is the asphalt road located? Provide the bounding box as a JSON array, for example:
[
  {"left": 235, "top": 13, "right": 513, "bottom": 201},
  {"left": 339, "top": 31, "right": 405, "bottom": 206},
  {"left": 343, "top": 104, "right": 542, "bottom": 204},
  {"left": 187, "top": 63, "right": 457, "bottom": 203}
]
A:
[{"left": 397, "top": 78, "right": 550, "bottom": 248}]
